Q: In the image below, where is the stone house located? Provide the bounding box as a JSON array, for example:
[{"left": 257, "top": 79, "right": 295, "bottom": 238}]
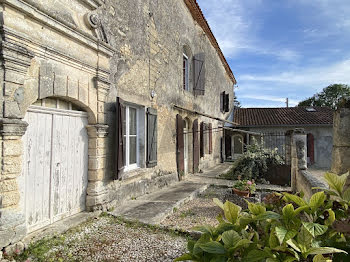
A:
[
  {"left": 0, "top": 0, "right": 236, "bottom": 249},
  {"left": 232, "top": 107, "right": 334, "bottom": 168}
]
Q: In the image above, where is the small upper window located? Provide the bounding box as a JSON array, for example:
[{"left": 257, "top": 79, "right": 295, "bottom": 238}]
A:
[{"left": 183, "top": 53, "right": 189, "bottom": 91}]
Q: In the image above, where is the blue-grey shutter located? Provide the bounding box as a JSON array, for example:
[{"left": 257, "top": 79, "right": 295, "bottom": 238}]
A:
[
  {"left": 147, "top": 108, "right": 157, "bottom": 167},
  {"left": 193, "top": 53, "right": 205, "bottom": 95}
]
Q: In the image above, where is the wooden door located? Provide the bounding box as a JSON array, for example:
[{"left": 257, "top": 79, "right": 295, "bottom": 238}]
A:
[{"left": 23, "top": 106, "right": 88, "bottom": 232}]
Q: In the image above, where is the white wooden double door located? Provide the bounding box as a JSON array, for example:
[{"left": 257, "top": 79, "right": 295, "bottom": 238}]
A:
[{"left": 23, "top": 106, "right": 89, "bottom": 232}]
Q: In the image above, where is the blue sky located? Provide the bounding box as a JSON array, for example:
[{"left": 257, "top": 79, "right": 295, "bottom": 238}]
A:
[{"left": 197, "top": 0, "right": 350, "bottom": 107}]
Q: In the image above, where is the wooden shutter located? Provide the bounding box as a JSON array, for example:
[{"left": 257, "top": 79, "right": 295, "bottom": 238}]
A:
[
  {"left": 147, "top": 108, "right": 157, "bottom": 167},
  {"left": 209, "top": 123, "right": 213, "bottom": 154},
  {"left": 220, "top": 92, "right": 225, "bottom": 112},
  {"left": 192, "top": 119, "right": 199, "bottom": 173},
  {"left": 307, "top": 133, "right": 315, "bottom": 165},
  {"left": 224, "top": 93, "right": 230, "bottom": 112},
  {"left": 176, "top": 114, "right": 184, "bottom": 175},
  {"left": 200, "top": 122, "right": 204, "bottom": 157},
  {"left": 193, "top": 53, "right": 205, "bottom": 96},
  {"left": 115, "top": 97, "right": 126, "bottom": 179}
]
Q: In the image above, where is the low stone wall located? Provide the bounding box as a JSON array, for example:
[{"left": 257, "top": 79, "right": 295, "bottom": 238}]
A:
[{"left": 296, "top": 170, "right": 327, "bottom": 199}]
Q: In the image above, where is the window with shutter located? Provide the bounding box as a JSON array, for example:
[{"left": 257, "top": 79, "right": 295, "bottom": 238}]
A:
[
  {"left": 115, "top": 97, "right": 126, "bottom": 179},
  {"left": 193, "top": 53, "right": 205, "bottom": 96},
  {"left": 220, "top": 92, "right": 225, "bottom": 112},
  {"left": 224, "top": 93, "right": 230, "bottom": 112},
  {"left": 209, "top": 123, "right": 213, "bottom": 154},
  {"left": 147, "top": 108, "right": 157, "bottom": 167},
  {"left": 192, "top": 119, "right": 199, "bottom": 173},
  {"left": 200, "top": 122, "right": 204, "bottom": 157}
]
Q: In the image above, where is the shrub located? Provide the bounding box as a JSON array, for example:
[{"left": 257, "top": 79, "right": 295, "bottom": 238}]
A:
[
  {"left": 222, "top": 142, "right": 285, "bottom": 182},
  {"left": 176, "top": 172, "right": 350, "bottom": 262}
]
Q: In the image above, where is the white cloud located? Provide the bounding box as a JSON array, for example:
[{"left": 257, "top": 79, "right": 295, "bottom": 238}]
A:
[
  {"left": 197, "top": 0, "right": 299, "bottom": 61},
  {"left": 240, "top": 59, "right": 350, "bottom": 86}
]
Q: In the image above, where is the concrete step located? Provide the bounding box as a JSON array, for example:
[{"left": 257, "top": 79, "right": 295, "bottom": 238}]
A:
[{"left": 110, "top": 181, "right": 208, "bottom": 225}]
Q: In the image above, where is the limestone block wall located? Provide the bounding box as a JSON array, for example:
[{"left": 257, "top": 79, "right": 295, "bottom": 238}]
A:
[{"left": 331, "top": 100, "right": 350, "bottom": 186}]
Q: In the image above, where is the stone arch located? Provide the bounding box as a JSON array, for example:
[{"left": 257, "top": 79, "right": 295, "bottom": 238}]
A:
[{"left": 233, "top": 134, "right": 244, "bottom": 155}]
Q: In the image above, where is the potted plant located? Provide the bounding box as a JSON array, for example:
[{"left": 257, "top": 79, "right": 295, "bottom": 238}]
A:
[{"left": 232, "top": 179, "right": 256, "bottom": 197}]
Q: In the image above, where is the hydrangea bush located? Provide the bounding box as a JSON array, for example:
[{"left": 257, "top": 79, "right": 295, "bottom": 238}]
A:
[{"left": 222, "top": 142, "right": 285, "bottom": 182}]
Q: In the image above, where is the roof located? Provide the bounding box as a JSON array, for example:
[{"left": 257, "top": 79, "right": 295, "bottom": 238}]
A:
[
  {"left": 234, "top": 107, "right": 334, "bottom": 127},
  {"left": 184, "top": 0, "right": 236, "bottom": 84}
]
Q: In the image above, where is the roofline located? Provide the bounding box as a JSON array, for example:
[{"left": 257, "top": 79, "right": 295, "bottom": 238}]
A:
[
  {"left": 237, "top": 124, "right": 333, "bottom": 128},
  {"left": 184, "top": 0, "right": 237, "bottom": 84}
]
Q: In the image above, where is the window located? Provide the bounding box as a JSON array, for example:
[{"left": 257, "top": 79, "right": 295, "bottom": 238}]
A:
[
  {"left": 183, "top": 54, "right": 189, "bottom": 91},
  {"left": 123, "top": 106, "right": 139, "bottom": 170},
  {"left": 220, "top": 92, "right": 230, "bottom": 112},
  {"left": 116, "top": 97, "right": 157, "bottom": 179}
]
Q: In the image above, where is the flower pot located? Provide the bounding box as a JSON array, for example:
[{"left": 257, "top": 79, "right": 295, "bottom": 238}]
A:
[{"left": 232, "top": 188, "right": 250, "bottom": 197}]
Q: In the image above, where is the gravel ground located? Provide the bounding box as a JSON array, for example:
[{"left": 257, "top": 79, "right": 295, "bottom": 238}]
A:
[
  {"left": 160, "top": 186, "right": 258, "bottom": 231},
  {"left": 14, "top": 216, "right": 187, "bottom": 262}
]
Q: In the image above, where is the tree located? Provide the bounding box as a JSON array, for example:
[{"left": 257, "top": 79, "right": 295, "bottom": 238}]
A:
[
  {"left": 298, "top": 84, "right": 350, "bottom": 109},
  {"left": 233, "top": 95, "right": 241, "bottom": 108}
]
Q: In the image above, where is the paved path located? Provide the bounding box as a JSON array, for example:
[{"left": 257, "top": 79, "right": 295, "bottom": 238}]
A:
[
  {"left": 110, "top": 163, "right": 233, "bottom": 224},
  {"left": 110, "top": 162, "right": 292, "bottom": 224}
]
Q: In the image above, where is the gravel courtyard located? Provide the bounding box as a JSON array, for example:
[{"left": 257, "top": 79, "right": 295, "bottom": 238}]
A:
[{"left": 12, "top": 215, "right": 187, "bottom": 262}]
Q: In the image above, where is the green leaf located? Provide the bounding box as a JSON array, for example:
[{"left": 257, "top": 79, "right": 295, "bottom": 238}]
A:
[
  {"left": 294, "top": 205, "right": 309, "bottom": 215},
  {"left": 269, "top": 231, "right": 279, "bottom": 248},
  {"left": 313, "top": 254, "right": 332, "bottom": 262},
  {"left": 302, "top": 222, "right": 328, "bottom": 237},
  {"left": 187, "top": 240, "right": 195, "bottom": 253},
  {"left": 233, "top": 239, "right": 252, "bottom": 250},
  {"left": 306, "top": 247, "right": 348, "bottom": 256},
  {"left": 309, "top": 192, "right": 326, "bottom": 211},
  {"left": 324, "top": 172, "right": 348, "bottom": 196},
  {"left": 199, "top": 241, "right": 226, "bottom": 254},
  {"left": 284, "top": 257, "right": 298, "bottom": 262},
  {"left": 282, "top": 204, "right": 295, "bottom": 220},
  {"left": 193, "top": 225, "right": 215, "bottom": 236},
  {"left": 286, "top": 239, "right": 301, "bottom": 252},
  {"left": 284, "top": 193, "right": 308, "bottom": 207},
  {"left": 343, "top": 187, "right": 350, "bottom": 202},
  {"left": 297, "top": 227, "right": 313, "bottom": 247},
  {"left": 214, "top": 198, "right": 224, "bottom": 210},
  {"left": 248, "top": 202, "right": 266, "bottom": 215},
  {"left": 275, "top": 226, "right": 297, "bottom": 244},
  {"left": 255, "top": 211, "right": 281, "bottom": 220},
  {"left": 325, "top": 209, "right": 335, "bottom": 226},
  {"left": 174, "top": 253, "right": 193, "bottom": 261},
  {"left": 223, "top": 201, "right": 241, "bottom": 224},
  {"left": 221, "top": 230, "right": 240, "bottom": 248},
  {"left": 243, "top": 250, "right": 270, "bottom": 262},
  {"left": 210, "top": 257, "right": 227, "bottom": 262},
  {"left": 266, "top": 258, "right": 279, "bottom": 262}
]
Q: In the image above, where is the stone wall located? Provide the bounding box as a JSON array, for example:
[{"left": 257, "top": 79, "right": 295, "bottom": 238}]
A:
[
  {"left": 331, "top": 99, "right": 350, "bottom": 186},
  {"left": 0, "top": 0, "right": 235, "bottom": 250}
]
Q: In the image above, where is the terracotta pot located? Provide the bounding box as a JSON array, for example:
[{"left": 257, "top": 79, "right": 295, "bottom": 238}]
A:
[{"left": 232, "top": 188, "right": 250, "bottom": 197}]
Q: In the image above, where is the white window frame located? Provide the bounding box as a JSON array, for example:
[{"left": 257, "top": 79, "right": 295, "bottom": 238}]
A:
[
  {"left": 124, "top": 105, "right": 139, "bottom": 171},
  {"left": 183, "top": 53, "right": 189, "bottom": 91}
]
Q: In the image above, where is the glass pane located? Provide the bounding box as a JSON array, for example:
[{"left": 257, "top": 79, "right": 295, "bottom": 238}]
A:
[
  {"left": 129, "top": 107, "right": 137, "bottom": 135},
  {"left": 123, "top": 136, "right": 126, "bottom": 165},
  {"left": 129, "top": 136, "right": 137, "bottom": 164}
]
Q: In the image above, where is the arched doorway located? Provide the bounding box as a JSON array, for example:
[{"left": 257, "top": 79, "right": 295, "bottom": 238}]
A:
[{"left": 22, "top": 98, "right": 89, "bottom": 232}]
